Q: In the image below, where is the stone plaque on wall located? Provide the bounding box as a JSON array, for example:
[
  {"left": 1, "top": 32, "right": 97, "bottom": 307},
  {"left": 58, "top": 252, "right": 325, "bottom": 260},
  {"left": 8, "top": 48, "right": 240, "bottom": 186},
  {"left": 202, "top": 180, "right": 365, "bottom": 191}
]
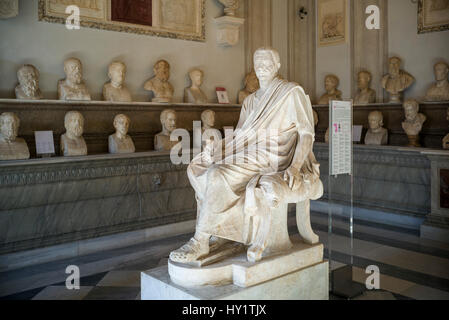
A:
[
  {"left": 318, "top": 0, "right": 348, "bottom": 47},
  {"left": 38, "top": 0, "right": 205, "bottom": 41}
]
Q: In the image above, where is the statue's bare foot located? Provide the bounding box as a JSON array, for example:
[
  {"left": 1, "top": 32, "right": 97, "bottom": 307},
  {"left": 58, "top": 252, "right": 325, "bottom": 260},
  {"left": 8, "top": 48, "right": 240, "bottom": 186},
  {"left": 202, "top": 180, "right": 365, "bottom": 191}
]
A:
[{"left": 169, "top": 238, "right": 210, "bottom": 263}]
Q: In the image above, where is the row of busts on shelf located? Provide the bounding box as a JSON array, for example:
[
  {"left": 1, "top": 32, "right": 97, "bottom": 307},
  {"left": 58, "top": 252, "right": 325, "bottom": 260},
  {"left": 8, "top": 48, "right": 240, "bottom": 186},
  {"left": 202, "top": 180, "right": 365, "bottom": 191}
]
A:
[
  {"left": 0, "top": 109, "right": 219, "bottom": 161},
  {"left": 14, "top": 58, "right": 259, "bottom": 104},
  {"left": 323, "top": 100, "right": 449, "bottom": 149},
  {"left": 317, "top": 58, "right": 449, "bottom": 105}
]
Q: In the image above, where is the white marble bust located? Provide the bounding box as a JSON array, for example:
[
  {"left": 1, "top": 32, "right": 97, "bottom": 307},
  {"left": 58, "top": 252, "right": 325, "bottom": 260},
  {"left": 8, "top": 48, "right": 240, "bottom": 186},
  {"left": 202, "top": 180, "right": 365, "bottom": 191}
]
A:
[
  {"left": 155, "top": 109, "right": 178, "bottom": 151},
  {"left": 365, "top": 111, "right": 388, "bottom": 145},
  {"left": 238, "top": 70, "right": 260, "bottom": 104},
  {"left": 0, "top": 112, "right": 30, "bottom": 161},
  {"left": 354, "top": 71, "right": 376, "bottom": 105},
  {"left": 425, "top": 61, "right": 449, "bottom": 102},
  {"left": 15, "top": 64, "right": 43, "bottom": 100},
  {"left": 60, "top": 111, "right": 88, "bottom": 157},
  {"left": 443, "top": 108, "right": 449, "bottom": 150},
  {"left": 109, "top": 114, "right": 135, "bottom": 154},
  {"left": 382, "top": 56, "right": 415, "bottom": 103},
  {"left": 402, "top": 99, "right": 426, "bottom": 147},
  {"left": 184, "top": 69, "right": 208, "bottom": 104},
  {"left": 58, "top": 58, "right": 91, "bottom": 101},
  {"left": 318, "top": 74, "right": 342, "bottom": 105},
  {"left": 144, "top": 60, "right": 174, "bottom": 103},
  {"left": 103, "top": 61, "right": 132, "bottom": 102},
  {"left": 201, "top": 110, "right": 221, "bottom": 144}
]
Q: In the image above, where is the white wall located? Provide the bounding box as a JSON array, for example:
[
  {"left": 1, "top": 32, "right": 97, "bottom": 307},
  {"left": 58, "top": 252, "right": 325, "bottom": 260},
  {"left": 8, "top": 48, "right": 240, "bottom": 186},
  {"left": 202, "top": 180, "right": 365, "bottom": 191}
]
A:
[
  {"left": 315, "top": 0, "right": 352, "bottom": 102},
  {"left": 388, "top": 0, "right": 449, "bottom": 100},
  {"left": 0, "top": 0, "right": 246, "bottom": 102}
]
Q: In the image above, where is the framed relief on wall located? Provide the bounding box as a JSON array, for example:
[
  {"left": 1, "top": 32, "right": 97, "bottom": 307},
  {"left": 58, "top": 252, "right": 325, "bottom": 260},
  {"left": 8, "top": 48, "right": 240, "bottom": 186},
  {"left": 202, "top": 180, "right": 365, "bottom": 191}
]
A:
[
  {"left": 418, "top": 0, "right": 449, "bottom": 34},
  {"left": 317, "top": 0, "right": 348, "bottom": 47},
  {"left": 38, "top": 0, "right": 206, "bottom": 41}
]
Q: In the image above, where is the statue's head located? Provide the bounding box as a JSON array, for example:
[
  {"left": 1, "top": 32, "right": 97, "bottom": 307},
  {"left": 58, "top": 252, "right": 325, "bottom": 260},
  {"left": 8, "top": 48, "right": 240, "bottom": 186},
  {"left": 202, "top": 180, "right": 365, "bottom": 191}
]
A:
[
  {"left": 357, "top": 71, "right": 372, "bottom": 90},
  {"left": 108, "top": 61, "right": 126, "bottom": 86},
  {"left": 154, "top": 60, "right": 170, "bottom": 82},
  {"left": 403, "top": 99, "right": 419, "bottom": 121},
  {"left": 160, "top": 109, "right": 177, "bottom": 133},
  {"left": 189, "top": 69, "right": 204, "bottom": 88},
  {"left": 434, "top": 61, "right": 449, "bottom": 82},
  {"left": 17, "top": 64, "right": 39, "bottom": 95},
  {"left": 64, "top": 57, "right": 83, "bottom": 84},
  {"left": 368, "top": 111, "right": 383, "bottom": 130},
  {"left": 388, "top": 57, "right": 402, "bottom": 77},
  {"left": 64, "top": 111, "right": 84, "bottom": 138},
  {"left": 201, "top": 110, "right": 215, "bottom": 128},
  {"left": 325, "top": 74, "right": 339, "bottom": 92},
  {"left": 113, "top": 114, "right": 130, "bottom": 136},
  {"left": 253, "top": 47, "right": 281, "bottom": 83},
  {"left": 0, "top": 112, "right": 20, "bottom": 142},
  {"left": 244, "top": 70, "right": 260, "bottom": 93}
]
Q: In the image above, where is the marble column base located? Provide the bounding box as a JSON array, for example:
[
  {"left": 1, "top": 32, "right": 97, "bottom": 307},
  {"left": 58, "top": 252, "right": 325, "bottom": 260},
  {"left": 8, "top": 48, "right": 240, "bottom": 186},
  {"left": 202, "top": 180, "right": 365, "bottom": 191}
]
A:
[{"left": 141, "top": 257, "right": 329, "bottom": 300}]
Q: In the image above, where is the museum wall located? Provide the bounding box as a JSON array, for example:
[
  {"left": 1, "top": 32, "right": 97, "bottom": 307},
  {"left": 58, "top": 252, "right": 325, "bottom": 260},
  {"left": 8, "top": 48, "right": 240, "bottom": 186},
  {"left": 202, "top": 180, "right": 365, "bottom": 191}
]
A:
[
  {"left": 388, "top": 0, "right": 449, "bottom": 100},
  {"left": 311, "top": 0, "right": 449, "bottom": 103},
  {"left": 0, "top": 0, "right": 246, "bottom": 102}
]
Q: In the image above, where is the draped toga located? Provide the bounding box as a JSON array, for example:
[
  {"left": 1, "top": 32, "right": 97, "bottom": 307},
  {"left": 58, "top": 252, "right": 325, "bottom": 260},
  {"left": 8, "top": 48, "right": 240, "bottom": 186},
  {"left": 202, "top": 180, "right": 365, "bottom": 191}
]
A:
[{"left": 188, "top": 77, "right": 322, "bottom": 245}]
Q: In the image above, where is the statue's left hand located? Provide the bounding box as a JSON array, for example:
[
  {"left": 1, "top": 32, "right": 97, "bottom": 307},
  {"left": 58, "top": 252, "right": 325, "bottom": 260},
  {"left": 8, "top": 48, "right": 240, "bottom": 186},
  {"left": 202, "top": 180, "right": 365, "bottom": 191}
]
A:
[{"left": 283, "top": 166, "right": 301, "bottom": 189}]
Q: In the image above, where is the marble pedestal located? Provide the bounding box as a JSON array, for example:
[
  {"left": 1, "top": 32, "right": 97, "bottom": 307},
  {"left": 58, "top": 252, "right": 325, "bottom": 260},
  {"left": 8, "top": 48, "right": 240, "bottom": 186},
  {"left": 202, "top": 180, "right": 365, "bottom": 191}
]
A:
[{"left": 141, "top": 242, "right": 329, "bottom": 300}]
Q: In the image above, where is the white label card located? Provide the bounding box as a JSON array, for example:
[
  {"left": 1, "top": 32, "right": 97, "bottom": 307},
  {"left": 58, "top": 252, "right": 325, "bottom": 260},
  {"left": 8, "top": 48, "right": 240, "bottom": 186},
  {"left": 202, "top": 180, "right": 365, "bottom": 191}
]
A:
[
  {"left": 329, "top": 100, "right": 353, "bottom": 176},
  {"left": 35, "top": 131, "right": 55, "bottom": 155}
]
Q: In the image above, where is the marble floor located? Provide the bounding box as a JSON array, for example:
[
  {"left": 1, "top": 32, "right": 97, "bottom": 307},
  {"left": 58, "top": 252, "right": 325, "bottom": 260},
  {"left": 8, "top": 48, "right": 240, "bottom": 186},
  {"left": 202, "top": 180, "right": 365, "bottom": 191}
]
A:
[{"left": 1, "top": 211, "right": 449, "bottom": 300}]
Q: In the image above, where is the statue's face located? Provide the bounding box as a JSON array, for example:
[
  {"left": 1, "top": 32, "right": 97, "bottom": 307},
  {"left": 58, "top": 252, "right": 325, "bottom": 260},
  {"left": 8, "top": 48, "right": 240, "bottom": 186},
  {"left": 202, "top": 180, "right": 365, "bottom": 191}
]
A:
[
  {"left": 0, "top": 115, "right": 18, "bottom": 141},
  {"left": 191, "top": 71, "right": 203, "bottom": 87},
  {"left": 66, "top": 114, "right": 84, "bottom": 137},
  {"left": 203, "top": 112, "right": 215, "bottom": 128},
  {"left": 368, "top": 113, "right": 382, "bottom": 130},
  {"left": 246, "top": 73, "right": 259, "bottom": 93},
  {"left": 435, "top": 63, "right": 448, "bottom": 81},
  {"left": 404, "top": 104, "right": 418, "bottom": 121},
  {"left": 65, "top": 60, "right": 83, "bottom": 84},
  {"left": 155, "top": 63, "right": 170, "bottom": 81},
  {"left": 325, "top": 77, "right": 337, "bottom": 92},
  {"left": 114, "top": 117, "right": 129, "bottom": 136},
  {"left": 254, "top": 52, "right": 279, "bottom": 83},
  {"left": 110, "top": 64, "right": 125, "bottom": 85},
  {"left": 389, "top": 59, "right": 400, "bottom": 77},
  {"left": 163, "top": 112, "right": 177, "bottom": 133},
  {"left": 19, "top": 68, "right": 39, "bottom": 93},
  {"left": 358, "top": 73, "right": 370, "bottom": 90}
]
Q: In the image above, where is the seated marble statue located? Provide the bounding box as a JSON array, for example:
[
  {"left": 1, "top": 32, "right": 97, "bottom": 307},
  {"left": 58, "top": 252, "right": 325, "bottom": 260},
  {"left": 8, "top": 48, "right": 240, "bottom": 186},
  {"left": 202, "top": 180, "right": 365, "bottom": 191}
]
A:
[
  {"left": 155, "top": 109, "right": 179, "bottom": 151},
  {"left": 144, "top": 60, "right": 174, "bottom": 103},
  {"left": 318, "top": 74, "right": 342, "bottom": 105},
  {"left": 60, "top": 111, "right": 88, "bottom": 156},
  {"left": 0, "top": 112, "right": 30, "bottom": 161},
  {"left": 15, "top": 64, "right": 43, "bottom": 100},
  {"left": 382, "top": 56, "right": 415, "bottom": 103},
  {"left": 443, "top": 108, "right": 449, "bottom": 150},
  {"left": 103, "top": 61, "right": 132, "bottom": 102},
  {"left": 184, "top": 69, "right": 208, "bottom": 104},
  {"left": 238, "top": 70, "right": 260, "bottom": 104},
  {"left": 109, "top": 114, "right": 135, "bottom": 154},
  {"left": 425, "top": 61, "right": 449, "bottom": 102},
  {"left": 58, "top": 58, "right": 91, "bottom": 101},
  {"left": 365, "top": 111, "right": 388, "bottom": 145},
  {"left": 354, "top": 71, "right": 376, "bottom": 105},
  {"left": 402, "top": 99, "right": 426, "bottom": 147},
  {"left": 170, "top": 47, "right": 323, "bottom": 264}
]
